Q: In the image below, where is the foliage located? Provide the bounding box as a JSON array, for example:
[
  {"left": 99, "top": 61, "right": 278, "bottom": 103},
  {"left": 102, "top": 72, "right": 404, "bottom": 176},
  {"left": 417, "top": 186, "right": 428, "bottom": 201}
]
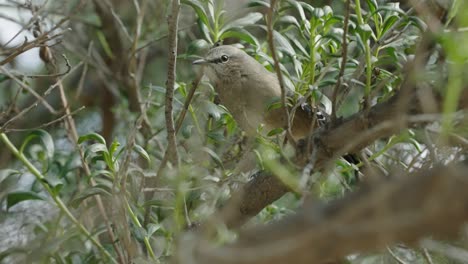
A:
[{"left": 0, "top": 0, "right": 467, "bottom": 263}]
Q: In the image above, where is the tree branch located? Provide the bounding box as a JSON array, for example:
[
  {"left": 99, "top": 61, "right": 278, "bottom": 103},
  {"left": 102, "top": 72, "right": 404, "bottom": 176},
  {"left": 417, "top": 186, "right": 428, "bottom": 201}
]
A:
[{"left": 179, "top": 163, "right": 468, "bottom": 264}]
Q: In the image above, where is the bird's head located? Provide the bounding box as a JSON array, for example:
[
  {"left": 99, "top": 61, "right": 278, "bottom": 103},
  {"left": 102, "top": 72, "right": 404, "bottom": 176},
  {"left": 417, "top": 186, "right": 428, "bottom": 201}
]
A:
[{"left": 193, "top": 45, "right": 250, "bottom": 83}]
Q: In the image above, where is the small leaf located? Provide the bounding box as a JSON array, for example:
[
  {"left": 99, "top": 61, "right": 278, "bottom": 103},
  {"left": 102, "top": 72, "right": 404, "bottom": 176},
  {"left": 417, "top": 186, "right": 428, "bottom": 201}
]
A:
[
  {"left": 220, "top": 28, "right": 260, "bottom": 48},
  {"left": 90, "top": 169, "right": 113, "bottom": 179},
  {"left": 7, "top": 191, "right": 44, "bottom": 210},
  {"left": 203, "top": 100, "right": 225, "bottom": 121},
  {"left": 299, "top": 2, "right": 315, "bottom": 15},
  {"left": 247, "top": 0, "right": 269, "bottom": 8},
  {"left": 20, "top": 130, "right": 54, "bottom": 160},
  {"left": 96, "top": 31, "right": 115, "bottom": 59},
  {"left": 70, "top": 185, "right": 112, "bottom": 208},
  {"left": 279, "top": 15, "right": 300, "bottom": 29},
  {"left": 366, "top": 0, "right": 378, "bottom": 14},
  {"left": 109, "top": 140, "right": 121, "bottom": 156},
  {"left": 287, "top": 0, "right": 306, "bottom": 21},
  {"left": 0, "top": 170, "right": 20, "bottom": 200},
  {"left": 267, "top": 128, "right": 284, "bottom": 137},
  {"left": 182, "top": 125, "right": 193, "bottom": 139},
  {"left": 134, "top": 144, "right": 151, "bottom": 164},
  {"left": 182, "top": 0, "right": 210, "bottom": 29},
  {"left": 357, "top": 24, "right": 374, "bottom": 41},
  {"left": 147, "top": 223, "right": 162, "bottom": 237},
  {"left": 186, "top": 39, "right": 210, "bottom": 55},
  {"left": 273, "top": 30, "right": 296, "bottom": 56},
  {"left": 322, "top": 5, "right": 333, "bottom": 18},
  {"left": 78, "top": 132, "right": 106, "bottom": 145},
  {"left": 84, "top": 143, "right": 109, "bottom": 161},
  {"left": 220, "top": 12, "right": 262, "bottom": 35},
  {"left": 381, "top": 15, "right": 399, "bottom": 36},
  {"left": 206, "top": 131, "right": 224, "bottom": 142},
  {"left": 198, "top": 19, "right": 213, "bottom": 43},
  {"left": 202, "top": 147, "right": 224, "bottom": 169},
  {"left": 0, "top": 74, "right": 10, "bottom": 83}
]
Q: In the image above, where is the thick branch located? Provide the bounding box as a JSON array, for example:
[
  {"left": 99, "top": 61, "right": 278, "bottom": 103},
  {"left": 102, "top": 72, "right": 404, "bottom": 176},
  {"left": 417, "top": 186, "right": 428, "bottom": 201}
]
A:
[
  {"left": 180, "top": 163, "right": 468, "bottom": 264},
  {"left": 218, "top": 87, "right": 468, "bottom": 229}
]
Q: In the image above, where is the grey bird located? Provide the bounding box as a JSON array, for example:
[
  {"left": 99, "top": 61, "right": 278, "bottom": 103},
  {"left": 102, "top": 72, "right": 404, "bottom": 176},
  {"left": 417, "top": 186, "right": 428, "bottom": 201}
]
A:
[{"left": 193, "top": 45, "right": 319, "bottom": 140}]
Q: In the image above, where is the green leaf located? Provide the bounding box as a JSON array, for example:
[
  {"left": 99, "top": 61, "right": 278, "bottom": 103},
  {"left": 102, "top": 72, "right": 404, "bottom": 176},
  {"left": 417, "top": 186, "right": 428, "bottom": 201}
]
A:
[
  {"left": 260, "top": 26, "right": 296, "bottom": 56},
  {"left": 182, "top": 0, "right": 210, "bottom": 29},
  {"left": 299, "top": 2, "right": 315, "bottom": 15},
  {"left": 357, "top": 24, "right": 374, "bottom": 41},
  {"left": 322, "top": 5, "right": 333, "bottom": 18},
  {"left": 0, "top": 170, "right": 20, "bottom": 201},
  {"left": 219, "top": 12, "right": 262, "bottom": 35},
  {"left": 134, "top": 144, "right": 151, "bottom": 164},
  {"left": 0, "top": 74, "right": 10, "bottom": 83},
  {"left": 273, "top": 30, "right": 296, "bottom": 56},
  {"left": 279, "top": 15, "right": 301, "bottom": 29},
  {"left": 70, "top": 185, "right": 112, "bottom": 208},
  {"left": 198, "top": 19, "right": 213, "bottom": 43},
  {"left": 96, "top": 30, "right": 115, "bottom": 59},
  {"left": 20, "top": 130, "right": 55, "bottom": 160},
  {"left": 247, "top": 0, "right": 269, "bottom": 8},
  {"left": 286, "top": 33, "right": 308, "bottom": 57},
  {"left": 90, "top": 169, "right": 113, "bottom": 179},
  {"left": 203, "top": 101, "right": 225, "bottom": 121},
  {"left": 220, "top": 28, "right": 260, "bottom": 48},
  {"left": 147, "top": 223, "right": 162, "bottom": 237},
  {"left": 109, "top": 141, "right": 121, "bottom": 157},
  {"left": 182, "top": 125, "right": 193, "bottom": 139},
  {"left": 267, "top": 128, "right": 284, "bottom": 137},
  {"left": 78, "top": 132, "right": 106, "bottom": 145},
  {"left": 187, "top": 39, "right": 210, "bottom": 55},
  {"left": 84, "top": 143, "right": 109, "bottom": 162},
  {"left": 381, "top": 15, "right": 399, "bottom": 36},
  {"left": 206, "top": 131, "right": 225, "bottom": 142},
  {"left": 202, "top": 147, "right": 224, "bottom": 169},
  {"left": 287, "top": 0, "right": 306, "bottom": 21},
  {"left": 366, "top": 0, "right": 378, "bottom": 14},
  {"left": 7, "top": 191, "right": 44, "bottom": 210}
]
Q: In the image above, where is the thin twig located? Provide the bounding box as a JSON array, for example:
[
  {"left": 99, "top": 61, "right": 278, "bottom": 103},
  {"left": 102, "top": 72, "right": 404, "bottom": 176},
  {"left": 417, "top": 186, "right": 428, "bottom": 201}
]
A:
[
  {"left": 175, "top": 68, "right": 204, "bottom": 134},
  {"left": 143, "top": 0, "right": 181, "bottom": 228},
  {"left": 266, "top": 0, "right": 296, "bottom": 147},
  {"left": 5, "top": 106, "right": 85, "bottom": 132},
  {"left": 387, "top": 247, "right": 409, "bottom": 264},
  {"left": 331, "top": 0, "right": 351, "bottom": 123},
  {"left": 164, "top": 0, "right": 181, "bottom": 165},
  {"left": 422, "top": 248, "right": 434, "bottom": 264},
  {"left": 0, "top": 32, "right": 65, "bottom": 66},
  {"left": 0, "top": 66, "right": 58, "bottom": 114}
]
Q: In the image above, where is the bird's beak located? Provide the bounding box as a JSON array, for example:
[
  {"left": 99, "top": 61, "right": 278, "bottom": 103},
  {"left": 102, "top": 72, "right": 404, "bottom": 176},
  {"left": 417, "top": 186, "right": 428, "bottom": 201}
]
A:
[{"left": 193, "top": 58, "right": 208, "bottom": 65}]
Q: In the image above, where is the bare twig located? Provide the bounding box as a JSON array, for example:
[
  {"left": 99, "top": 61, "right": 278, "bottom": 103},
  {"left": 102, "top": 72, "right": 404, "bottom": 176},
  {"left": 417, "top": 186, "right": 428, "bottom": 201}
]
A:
[
  {"left": 0, "top": 65, "right": 58, "bottom": 114},
  {"left": 387, "top": 247, "right": 409, "bottom": 264},
  {"left": 266, "top": 0, "right": 296, "bottom": 147},
  {"left": 143, "top": 0, "right": 182, "bottom": 228},
  {"left": 164, "top": 0, "right": 181, "bottom": 165},
  {"left": 5, "top": 106, "right": 85, "bottom": 132},
  {"left": 175, "top": 68, "right": 204, "bottom": 134},
  {"left": 331, "top": 0, "right": 351, "bottom": 122}
]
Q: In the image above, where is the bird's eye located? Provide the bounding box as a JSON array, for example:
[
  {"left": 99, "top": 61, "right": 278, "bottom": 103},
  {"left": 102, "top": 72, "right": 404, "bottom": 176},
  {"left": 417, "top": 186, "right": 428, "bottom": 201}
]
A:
[{"left": 220, "top": 55, "right": 229, "bottom": 62}]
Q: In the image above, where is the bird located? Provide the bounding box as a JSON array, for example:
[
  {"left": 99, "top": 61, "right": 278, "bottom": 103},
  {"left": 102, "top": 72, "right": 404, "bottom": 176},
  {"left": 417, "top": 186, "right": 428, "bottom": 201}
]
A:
[
  {"left": 193, "top": 45, "right": 323, "bottom": 141},
  {"left": 193, "top": 45, "right": 365, "bottom": 180}
]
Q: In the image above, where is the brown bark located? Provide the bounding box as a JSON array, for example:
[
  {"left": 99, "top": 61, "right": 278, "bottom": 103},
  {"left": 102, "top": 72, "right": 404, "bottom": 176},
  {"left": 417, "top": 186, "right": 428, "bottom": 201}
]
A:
[{"left": 178, "top": 163, "right": 468, "bottom": 264}]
